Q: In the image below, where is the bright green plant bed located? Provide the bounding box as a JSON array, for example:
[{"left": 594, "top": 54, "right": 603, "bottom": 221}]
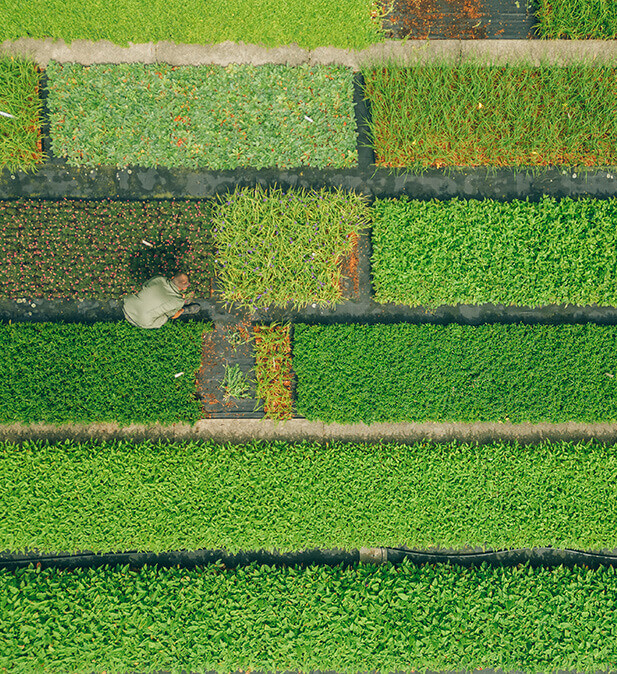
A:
[
  {"left": 2, "top": 561, "right": 617, "bottom": 674},
  {"left": 535, "top": 0, "right": 617, "bottom": 37},
  {"left": 211, "top": 186, "right": 369, "bottom": 309},
  {"left": 1, "top": 439, "right": 617, "bottom": 554},
  {"left": 0, "top": 56, "right": 44, "bottom": 172},
  {"left": 362, "top": 63, "right": 617, "bottom": 168},
  {"left": 0, "top": 199, "right": 214, "bottom": 299},
  {"left": 46, "top": 62, "right": 358, "bottom": 169},
  {"left": 0, "top": 0, "right": 384, "bottom": 49},
  {"left": 294, "top": 323, "right": 617, "bottom": 423},
  {"left": 371, "top": 196, "right": 617, "bottom": 308},
  {"left": 0, "top": 321, "right": 207, "bottom": 424}
]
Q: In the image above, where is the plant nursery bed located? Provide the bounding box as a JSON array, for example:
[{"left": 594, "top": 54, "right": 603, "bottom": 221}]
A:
[
  {"left": 535, "top": 0, "right": 617, "bottom": 38},
  {"left": 363, "top": 63, "right": 617, "bottom": 168},
  {"left": 2, "top": 561, "right": 617, "bottom": 673},
  {"left": 0, "top": 321, "right": 207, "bottom": 424},
  {"left": 294, "top": 322, "right": 617, "bottom": 423},
  {"left": 2, "top": 439, "right": 617, "bottom": 554},
  {"left": 46, "top": 62, "right": 358, "bottom": 170},
  {"left": 382, "top": 0, "right": 536, "bottom": 39}
]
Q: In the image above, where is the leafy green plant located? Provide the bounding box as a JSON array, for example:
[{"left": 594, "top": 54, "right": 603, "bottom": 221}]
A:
[
  {"left": 2, "top": 561, "right": 617, "bottom": 673},
  {"left": 0, "top": 56, "right": 44, "bottom": 172},
  {"left": 294, "top": 322, "right": 617, "bottom": 423},
  {"left": 46, "top": 62, "right": 358, "bottom": 169},
  {"left": 220, "top": 363, "right": 253, "bottom": 401},
  {"left": 0, "top": 321, "right": 208, "bottom": 424},
  {"left": 254, "top": 324, "right": 294, "bottom": 420},
  {"left": 371, "top": 196, "right": 617, "bottom": 308},
  {"left": 0, "top": 198, "right": 214, "bottom": 300},
  {"left": 2, "top": 439, "right": 617, "bottom": 554},
  {"left": 362, "top": 62, "right": 617, "bottom": 167},
  {"left": 535, "top": 0, "right": 617, "bottom": 37},
  {"left": 212, "top": 185, "right": 369, "bottom": 309},
  {"left": 0, "top": 0, "right": 385, "bottom": 49}
]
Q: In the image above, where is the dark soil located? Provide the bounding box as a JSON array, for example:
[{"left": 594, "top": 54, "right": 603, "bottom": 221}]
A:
[{"left": 382, "top": 0, "right": 537, "bottom": 39}]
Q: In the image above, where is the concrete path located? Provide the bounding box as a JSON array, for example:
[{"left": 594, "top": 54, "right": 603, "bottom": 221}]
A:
[
  {"left": 2, "top": 37, "right": 617, "bottom": 68},
  {"left": 3, "top": 418, "right": 617, "bottom": 444}
]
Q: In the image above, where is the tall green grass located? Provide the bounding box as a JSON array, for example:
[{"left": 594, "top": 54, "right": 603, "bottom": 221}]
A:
[
  {"left": 2, "top": 561, "right": 617, "bottom": 674},
  {"left": 536, "top": 0, "right": 617, "bottom": 38},
  {"left": 1, "top": 0, "right": 384, "bottom": 49},
  {"left": 362, "top": 63, "right": 617, "bottom": 168},
  {"left": 1, "top": 439, "right": 617, "bottom": 554},
  {"left": 0, "top": 56, "right": 44, "bottom": 172},
  {"left": 294, "top": 323, "right": 617, "bottom": 423},
  {"left": 371, "top": 196, "right": 617, "bottom": 308},
  {"left": 0, "top": 321, "right": 207, "bottom": 424}
]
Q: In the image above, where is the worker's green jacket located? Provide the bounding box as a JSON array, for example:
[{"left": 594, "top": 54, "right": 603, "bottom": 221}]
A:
[{"left": 123, "top": 277, "right": 184, "bottom": 329}]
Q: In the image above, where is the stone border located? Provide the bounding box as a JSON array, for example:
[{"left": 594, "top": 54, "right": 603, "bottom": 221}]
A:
[
  {"left": 1, "top": 38, "right": 617, "bottom": 69},
  {"left": 3, "top": 418, "right": 617, "bottom": 444}
]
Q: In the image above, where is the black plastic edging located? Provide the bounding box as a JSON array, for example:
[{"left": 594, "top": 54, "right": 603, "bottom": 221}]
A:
[{"left": 3, "top": 545, "right": 617, "bottom": 572}]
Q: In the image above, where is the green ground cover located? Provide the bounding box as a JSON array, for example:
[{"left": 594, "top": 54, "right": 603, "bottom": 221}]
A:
[
  {"left": 211, "top": 186, "right": 368, "bottom": 309},
  {"left": 0, "top": 0, "right": 384, "bottom": 49},
  {"left": 0, "top": 56, "right": 44, "bottom": 172},
  {"left": 46, "top": 62, "right": 357, "bottom": 169},
  {"left": 371, "top": 196, "right": 617, "bottom": 308},
  {"left": 362, "top": 63, "right": 617, "bottom": 168},
  {"left": 535, "top": 0, "right": 617, "bottom": 37},
  {"left": 294, "top": 323, "right": 617, "bottom": 423},
  {"left": 1, "top": 439, "right": 616, "bottom": 554},
  {"left": 0, "top": 199, "right": 214, "bottom": 299},
  {"left": 0, "top": 321, "right": 206, "bottom": 424},
  {"left": 2, "top": 561, "right": 617, "bottom": 673}
]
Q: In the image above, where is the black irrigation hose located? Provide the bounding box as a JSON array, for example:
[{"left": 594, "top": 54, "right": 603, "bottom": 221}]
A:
[{"left": 3, "top": 545, "right": 617, "bottom": 572}]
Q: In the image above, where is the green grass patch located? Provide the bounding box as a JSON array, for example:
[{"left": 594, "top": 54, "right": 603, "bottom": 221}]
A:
[
  {"left": 294, "top": 323, "right": 617, "bottom": 423},
  {"left": 535, "top": 0, "right": 617, "bottom": 38},
  {"left": 2, "top": 561, "right": 617, "bottom": 673},
  {"left": 371, "top": 196, "right": 617, "bottom": 308},
  {"left": 211, "top": 186, "right": 369, "bottom": 309},
  {"left": 46, "top": 62, "right": 358, "bottom": 169},
  {"left": 362, "top": 63, "right": 617, "bottom": 168},
  {"left": 0, "top": 198, "right": 214, "bottom": 300},
  {"left": 1, "top": 439, "right": 617, "bottom": 554},
  {"left": 0, "top": 321, "right": 207, "bottom": 424},
  {"left": 0, "top": 0, "right": 384, "bottom": 49},
  {"left": 0, "top": 56, "right": 44, "bottom": 172}
]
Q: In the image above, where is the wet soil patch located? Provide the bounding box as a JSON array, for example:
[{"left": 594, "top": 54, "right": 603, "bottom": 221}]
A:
[{"left": 382, "top": 0, "right": 538, "bottom": 39}]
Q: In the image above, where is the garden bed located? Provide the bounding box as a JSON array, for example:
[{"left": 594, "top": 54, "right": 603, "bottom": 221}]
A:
[
  {"left": 362, "top": 63, "right": 617, "bottom": 168},
  {"left": 294, "top": 322, "right": 617, "bottom": 423},
  {"left": 371, "top": 196, "right": 617, "bottom": 308},
  {"left": 0, "top": 56, "right": 44, "bottom": 172},
  {"left": 1, "top": 439, "right": 617, "bottom": 554},
  {"left": 2, "top": 560, "right": 616, "bottom": 673},
  {"left": 535, "top": 0, "right": 617, "bottom": 38},
  {"left": 0, "top": 321, "right": 207, "bottom": 424},
  {"left": 46, "top": 62, "right": 358, "bottom": 170}
]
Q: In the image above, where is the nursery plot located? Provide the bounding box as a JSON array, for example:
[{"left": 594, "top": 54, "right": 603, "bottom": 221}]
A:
[
  {"left": 0, "top": 321, "right": 207, "bottom": 424},
  {"left": 371, "top": 196, "right": 617, "bottom": 308},
  {"left": 211, "top": 186, "right": 369, "bottom": 309},
  {"left": 3, "top": 562, "right": 617, "bottom": 673},
  {"left": 46, "top": 63, "right": 358, "bottom": 170},
  {"left": 0, "top": 0, "right": 384, "bottom": 49},
  {"left": 294, "top": 323, "right": 617, "bottom": 423},
  {"left": 0, "top": 199, "right": 214, "bottom": 300},
  {"left": 363, "top": 64, "right": 617, "bottom": 168},
  {"left": 0, "top": 56, "right": 44, "bottom": 172},
  {"left": 254, "top": 324, "right": 294, "bottom": 420},
  {"left": 535, "top": 0, "right": 617, "bottom": 37},
  {"left": 2, "top": 439, "right": 617, "bottom": 554},
  {"left": 382, "top": 0, "right": 535, "bottom": 39}
]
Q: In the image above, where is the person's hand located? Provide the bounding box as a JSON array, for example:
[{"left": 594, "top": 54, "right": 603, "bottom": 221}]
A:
[
  {"left": 183, "top": 291, "right": 195, "bottom": 302},
  {"left": 171, "top": 308, "right": 184, "bottom": 319}
]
